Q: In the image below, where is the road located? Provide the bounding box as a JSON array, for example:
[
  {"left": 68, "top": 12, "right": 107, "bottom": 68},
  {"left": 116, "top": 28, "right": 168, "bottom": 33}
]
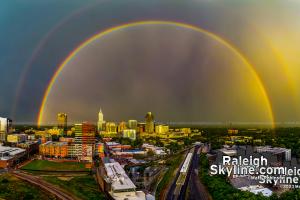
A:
[{"left": 11, "top": 171, "right": 79, "bottom": 200}]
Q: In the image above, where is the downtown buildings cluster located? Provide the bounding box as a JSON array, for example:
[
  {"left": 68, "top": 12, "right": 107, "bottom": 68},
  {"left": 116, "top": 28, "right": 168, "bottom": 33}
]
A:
[
  {"left": 35, "top": 109, "right": 200, "bottom": 162},
  {"left": 0, "top": 110, "right": 201, "bottom": 200}
]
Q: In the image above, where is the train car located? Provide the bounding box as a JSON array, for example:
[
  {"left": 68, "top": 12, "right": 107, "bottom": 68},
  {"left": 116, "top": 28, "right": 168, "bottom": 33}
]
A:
[
  {"left": 173, "top": 150, "right": 194, "bottom": 198},
  {"left": 180, "top": 152, "right": 193, "bottom": 174},
  {"left": 176, "top": 151, "right": 193, "bottom": 186}
]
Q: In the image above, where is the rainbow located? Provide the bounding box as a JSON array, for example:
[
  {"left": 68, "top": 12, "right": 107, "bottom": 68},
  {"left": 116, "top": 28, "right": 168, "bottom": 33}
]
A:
[
  {"left": 37, "top": 20, "right": 275, "bottom": 127},
  {"left": 11, "top": 2, "right": 98, "bottom": 119}
]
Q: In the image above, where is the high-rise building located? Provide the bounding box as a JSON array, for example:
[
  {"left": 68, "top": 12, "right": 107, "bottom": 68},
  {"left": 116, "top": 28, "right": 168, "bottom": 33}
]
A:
[
  {"left": 105, "top": 122, "right": 117, "bottom": 133},
  {"left": 96, "top": 143, "right": 105, "bottom": 158},
  {"left": 145, "top": 112, "right": 154, "bottom": 133},
  {"left": 100, "top": 122, "right": 118, "bottom": 138},
  {"left": 97, "top": 108, "right": 105, "bottom": 132},
  {"left": 57, "top": 113, "right": 67, "bottom": 131},
  {"left": 118, "top": 121, "right": 127, "bottom": 133},
  {"left": 128, "top": 120, "right": 138, "bottom": 130},
  {"left": 138, "top": 123, "right": 146, "bottom": 133},
  {"left": 0, "top": 117, "right": 12, "bottom": 142},
  {"left": 74, "top": 122, "right": 96, "bottom": 162}
]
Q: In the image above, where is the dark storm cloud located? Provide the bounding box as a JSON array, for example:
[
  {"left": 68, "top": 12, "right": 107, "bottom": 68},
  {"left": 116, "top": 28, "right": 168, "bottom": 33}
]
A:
[
  {"left": 0, "top": 0, "right": 98, "bottom": 122},
  {"left": 42, "top": 25, "right": 271, "bottom": 124},
  {"left": 0, "top": 0, "right": 298, "bottom": 123},
  {"left": 11, "top": 0, "right": 251, "bottom": 123}
]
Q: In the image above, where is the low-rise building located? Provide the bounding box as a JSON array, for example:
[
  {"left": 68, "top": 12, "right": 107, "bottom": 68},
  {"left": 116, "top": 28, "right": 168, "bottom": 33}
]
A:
[
  {"left": 218, "top": 147, "right": 237, "bottom": 156},
  {"left": 228, "top": 129, "right": 239, "bottom": 134},
  {"left": 239, "top": 185, "right": 272, "bottom": 197},
  {"left": 17, "top": 141, "right": 39, "bottom": 155},
  {"left": 111, "top": 150, "right": 147, "bottom": 158},
  {"left": 123, "top": 129, "right": 136, "bottom": 140},
  {"left": 100, "top": 131, "right": 119, "bottom": 138},
  {"left": 39, "top": 141, "right": 68, "bottom": 158},
  {"left": 103, "top": 161, "right": 146, "bottom": 200},
  {"left": 106, "top": 142, "right": 132, "bottom": 151},
  {"left": 142, "top": 143, "right": 167, "bottom": 155},
  {"left": 180, "top": 128, "right": 191, "bottom": 134},
  {"left": 59, "top": 137, "right": 75, "bottom": 143},
  {"left": 27, "top": 134, "right": 35, "bottom": 141},
  {"left": 7, "top": 134, "right": 27, "bottom": 143},
  {"left": 0, "top": 145, "right": 26, "bottom": 168},
  {"left": 155, "top": 125, "right": 169, "bottom": 134},
  {"left": 255, "top": 146, "right": 291, "bottom": 161},
  {"left": 47, "top": 128, "right": 64, "bottom": 136}
]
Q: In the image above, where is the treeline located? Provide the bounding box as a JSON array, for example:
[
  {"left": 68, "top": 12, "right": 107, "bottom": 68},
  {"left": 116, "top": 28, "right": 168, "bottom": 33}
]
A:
[{"left": 199, "top": 127, "right": 300, "bottom": 158}]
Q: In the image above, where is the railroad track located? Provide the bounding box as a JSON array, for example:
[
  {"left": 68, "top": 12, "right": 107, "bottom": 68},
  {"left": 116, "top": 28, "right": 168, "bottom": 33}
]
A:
[
  {"left": 166, "top": 147, "right": 195, "bottom": 200},
  {"left": 11, "top": 171, "right": 78, "bottom": 200}
]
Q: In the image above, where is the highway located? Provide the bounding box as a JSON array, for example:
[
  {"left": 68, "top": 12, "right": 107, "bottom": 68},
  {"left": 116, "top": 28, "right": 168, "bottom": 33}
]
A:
[{"left": 11, "top": 171, "right": 79, "bottom": 200}]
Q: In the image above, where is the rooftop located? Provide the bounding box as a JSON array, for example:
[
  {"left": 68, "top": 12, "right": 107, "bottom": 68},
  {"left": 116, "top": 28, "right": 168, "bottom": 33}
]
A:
[
  {"left": 239, "top": 185, "right": 273, "bottom": 197},
  {"left": 104, "top": 161, "right": 136, "bottom": 191},
  {"left": 106, "top": 142, "right": 120, "bottom": 146},
  {"left": 0, "top": 146, "right": 26, "bottom": 160},
  {"left": 256, "top": 146, "right": 291, "bottom": 154},
  {"left": 40, "top": 141, "right": 68, "bottom": 146},
  {"left": 219, "top": 148, "right": 237, "bottom": 156}
]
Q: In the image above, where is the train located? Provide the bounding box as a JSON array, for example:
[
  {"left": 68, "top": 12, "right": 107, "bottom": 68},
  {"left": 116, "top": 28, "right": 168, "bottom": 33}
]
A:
[{"left": 174, "top": 148, "right": 194, "bottom": 196}]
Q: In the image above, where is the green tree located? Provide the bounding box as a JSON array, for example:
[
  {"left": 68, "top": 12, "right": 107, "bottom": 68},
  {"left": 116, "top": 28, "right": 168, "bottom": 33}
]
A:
[{"left": 51, "top": 134, "right": 59, "bottom": 141}]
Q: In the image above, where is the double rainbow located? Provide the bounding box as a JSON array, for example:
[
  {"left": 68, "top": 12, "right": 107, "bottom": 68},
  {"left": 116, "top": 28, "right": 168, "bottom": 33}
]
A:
[{"left": 37, "top": 20, "right": 275, "bottom": 127}]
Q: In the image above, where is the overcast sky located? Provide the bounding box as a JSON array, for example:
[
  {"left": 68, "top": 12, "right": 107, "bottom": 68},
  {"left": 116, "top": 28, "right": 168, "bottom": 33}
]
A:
[{"left": 1, "top": 0, "right": 300, "bottom": 124}]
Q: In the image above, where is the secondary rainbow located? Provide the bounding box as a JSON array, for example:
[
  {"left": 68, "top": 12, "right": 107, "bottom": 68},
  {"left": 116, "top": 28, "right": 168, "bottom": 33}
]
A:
[{"left": 37, "top": 20, "right": 275, "bottom": 127}]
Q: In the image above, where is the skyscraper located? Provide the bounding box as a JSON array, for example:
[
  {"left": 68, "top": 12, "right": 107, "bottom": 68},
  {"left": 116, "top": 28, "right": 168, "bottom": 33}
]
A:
[
  {"left": 97, "top": 108, "right": 105, "bottom": 132},
  {"left": 128, "top": 120, "right": 138, "bottom": 130},
  {"left": 118, "top": 121, "right": 127, "bottom": 133},
  {"left": 0, "top": 117, "right": 12, "bottom": 142},
  {"left": 138, "top": 123, "right": 146, "bottom": 133},
  {"left": 145, "top": 112, "right": 154, "bottom": 133},
  {"left": 57, "top": 113, "right": 67, "bottom": 131}
]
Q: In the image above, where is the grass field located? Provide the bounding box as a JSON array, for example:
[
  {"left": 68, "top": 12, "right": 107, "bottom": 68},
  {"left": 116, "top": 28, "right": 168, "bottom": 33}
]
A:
[
  {"left": 43, "top": 175, "right": 105, "bottom": 200},
  {"left": 0, "top": 174, "right": 56, "bottom": 200},
  {"left": 21, "top": 160, "right": 89, "bottom": 171}
]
